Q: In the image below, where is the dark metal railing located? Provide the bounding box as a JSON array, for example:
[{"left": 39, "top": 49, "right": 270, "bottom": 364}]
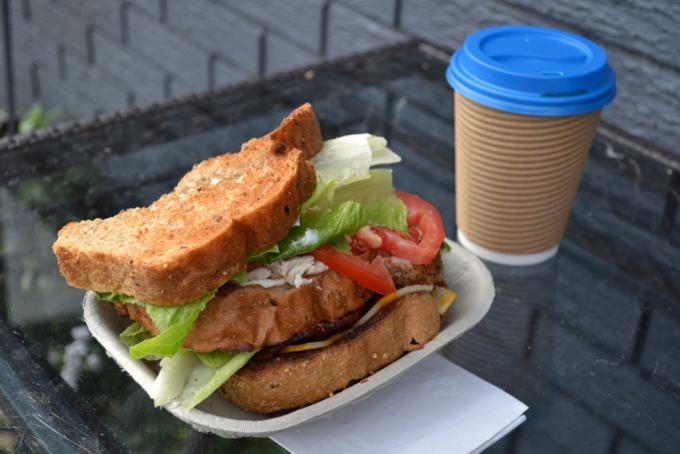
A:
[{"left": 2, "top": 0, "right": 15, "bottom": 134}]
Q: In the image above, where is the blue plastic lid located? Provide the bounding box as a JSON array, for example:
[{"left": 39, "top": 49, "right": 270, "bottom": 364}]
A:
[{"left": 446, "top": 25, "right": 616, "bottom": 116}]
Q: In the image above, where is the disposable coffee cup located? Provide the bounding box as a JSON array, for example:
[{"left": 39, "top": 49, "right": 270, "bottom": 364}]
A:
[{"left": 446, "top": 25, "right": 616, "bottom": 266}]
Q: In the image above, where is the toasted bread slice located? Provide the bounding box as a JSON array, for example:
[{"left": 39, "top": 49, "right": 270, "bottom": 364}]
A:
[
  {"left": 221, "top": 292, "right": 441, "bottom": 413},
  {"left": 174, "top": 103, "right": 322, "bottom": 195},
  {"left": 53, "top": 104, "right": 323, "bottom": 306}
]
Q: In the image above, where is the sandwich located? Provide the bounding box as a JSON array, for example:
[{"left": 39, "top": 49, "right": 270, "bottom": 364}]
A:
[{"left": 53, "top": 104, "right": 456, "bottom": 413}]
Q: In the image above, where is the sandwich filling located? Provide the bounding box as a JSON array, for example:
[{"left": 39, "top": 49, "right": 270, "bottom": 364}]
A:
[
  {"left": 98, "top": 133, "right": 453, "bottom": 410},
  {"left": 240, "top": 255, "right": 328, "bottom": 288}
]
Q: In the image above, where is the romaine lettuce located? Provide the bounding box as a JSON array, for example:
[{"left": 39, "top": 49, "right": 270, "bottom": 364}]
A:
[
  {"left": 119, "top": 322, "right": 152, "bottom": 347},
  {"left": 97, "top": 292, "right": 140, "bottom": 305},
  {"left": 319, "top": 169, "right": 407, "bottom": 232},
  {"left": 311, "top": 133, "right": 400, "bottom": 184},
  {"left": 252, "top": 170, "right": 407, "bottom": 263},
  {"left": 196, "top": 350, "right": 240, "bottom": 368},
  {"left": 129, "top": 290, "right": 216, "bottom": 359},
  {"left": 254, "top": 201, "right": 367, "bottom": 263},
  {"left": 98, "top": 289, "right": 216, "bottom": 359},
  {"left": 439, "top": 241, "right": 451, "bottom": 254},
  {"left": 150, "top": 350, "right": 199, "bottom": 407},
  {"left": 302, "top": 134, "right": 401, "bottom": 211},
  {"left": 230, "top": 268, "right": 248, "bottom": 284},
  {"left": 179, "top": 350, "right": 258, "bottom": 410},
  {"left": 151, "top": 349, "right": 258, "bottom": 409},
  {"left": 329, "top": 235, "right": 351, "bottom": 253},
  {"left": 247, "top": 243, "right": 280, "bottom": 262}
]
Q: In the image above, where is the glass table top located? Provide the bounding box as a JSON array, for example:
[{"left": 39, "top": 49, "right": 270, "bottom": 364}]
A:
[{"left": 0, "top": 42, "right": 678, "bottom": 453}]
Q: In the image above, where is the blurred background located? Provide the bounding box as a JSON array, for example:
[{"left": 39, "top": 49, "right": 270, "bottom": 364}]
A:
[{"left": 0, "top": 0, "right": 679, "bottom": 156}]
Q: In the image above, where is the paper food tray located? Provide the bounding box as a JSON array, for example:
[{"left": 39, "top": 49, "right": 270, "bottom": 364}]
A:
[{"left": 83, "top": 239, "right": 495, "bottom": 438}]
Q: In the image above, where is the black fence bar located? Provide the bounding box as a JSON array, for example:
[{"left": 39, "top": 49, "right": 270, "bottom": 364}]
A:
[
  {"left": 159, "top": 0, "right": 168, "bottom": 24},
  {"left": 319, "top": 0, "right": 331, "bottom": 58},
  {"left": 662, "top": 169, "right": 679, "bottom": 233},
  {"left": 2, "top": 0, "right": 16, "bottom": 135},
  {"left": 257, "top": 28, "right": 268, "bottom": 78},
  {"left": 393, "top": 0, "right": 403, "bottom": 29}
]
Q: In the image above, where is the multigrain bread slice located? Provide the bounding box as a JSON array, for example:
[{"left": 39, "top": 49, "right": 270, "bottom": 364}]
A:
[
  {"left": 221, "top": 292, "right": 441, "bottom": 413},
  {"left": 53, "top": 104, "right": 323, "bottom": 306},
  {"left": 116, "top": 270, "right": 372, "bottom": 352},
  {"left": 174, "top": 103, "right": 322, "bottom": 195}
]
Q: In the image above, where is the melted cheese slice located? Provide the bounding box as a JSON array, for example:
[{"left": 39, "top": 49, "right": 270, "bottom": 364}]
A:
[{"left": 281, "top": 284, "right": 459, "bottom": 354}]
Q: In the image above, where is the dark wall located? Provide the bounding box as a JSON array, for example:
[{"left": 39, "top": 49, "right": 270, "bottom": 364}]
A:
[{"left": 3, "top": 0, "right": 679, "bottom": 155}]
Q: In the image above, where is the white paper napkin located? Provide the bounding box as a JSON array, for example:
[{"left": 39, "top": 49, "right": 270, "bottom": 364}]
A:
[{"left": 271, "top": 354, "right": 528, "bottom": 454}]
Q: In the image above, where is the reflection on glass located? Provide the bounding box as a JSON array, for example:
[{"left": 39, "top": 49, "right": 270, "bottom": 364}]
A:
[
  {"left": 443, "top": 258, "right": 557, "bottom": 394},
  {"left": 0, "top": 188, "right": 84, "bottom": 326}
]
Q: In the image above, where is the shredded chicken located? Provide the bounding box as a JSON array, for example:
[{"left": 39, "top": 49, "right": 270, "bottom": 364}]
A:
[{"left": 241, "top": 255, "right": 328, "bottom": 288}]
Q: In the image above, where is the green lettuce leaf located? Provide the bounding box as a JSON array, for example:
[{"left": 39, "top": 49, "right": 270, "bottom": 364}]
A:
[
  {"left": 250, "top": 172, "right": 407, "bottom": 263},
  {"left": 322, "top": 169, "right": 407, "bottom": 232},
  {"left": 150, "top": 350, "right": 200, "bottom": 407},
  {"left": 179, "top": 350, "right": 259, "bottom": 409},
  {"left": 329, "top": 235, "right": 351, "bottom": 253},
  {"left": 128, "top": 290, "right": 216, "bottom": 359},
  {"left": 151, "top": 349, "right": 258, "bottom": 409},
  {"left": 119, "top": 322, "right": 152, "bottom": 347},
  {"left": 247, "top": 243, "right": 279, "bottom": 262},
  {"left": 98, "top": 290, "right": 217, "bottom": 359},
  {"left": 303, "top": 200, "right": 368, "bottom": 240},
  {"left": 230, "top": 268, "right": 248, "bottom": 284},
  {"left": 196, "top": 350, "right": 243, "bottom": 368},
  {"left": 312, "top": 133, "right": 398, "bottom": 183},
  {"left": 304, "top": 134, "right": 401, "bottom": 211},
  {"left": 254, "top": 201, "right": 367, "bottom": 263},
  {"left": 439, "top": 241, "right": 451, "bottom": 254},
  {"left": 97, "top": 292, "right": 140, "bottom": 305},
  {"left": 248, "top": 134, "right": 406, "bottom": 263},
  {"left": 300, "top": 180, "right": 335, "bottom": 211}
]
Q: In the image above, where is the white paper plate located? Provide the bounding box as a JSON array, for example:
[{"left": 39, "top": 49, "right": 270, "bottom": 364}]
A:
[{"left": 83, "top": 239, "right": 494, "bottom": 438}]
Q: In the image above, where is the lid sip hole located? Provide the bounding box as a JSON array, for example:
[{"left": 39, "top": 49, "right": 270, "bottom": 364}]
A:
[
  {"left": 541, "top": 89, "right": 589, "bottom": 97},
  {"left": 541, "top": 70, "right": 564, "bottom": 76}
]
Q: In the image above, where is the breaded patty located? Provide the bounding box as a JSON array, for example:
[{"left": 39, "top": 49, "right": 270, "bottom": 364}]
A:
[
  {"left": 116, "top": 270, "right": 372, "bottom": 352},
  {"left": 384, "top": 254, "right": 444, "bottom": 288},
  {"left": 115, "top": 255, "right": 445, "bottom": 351}
]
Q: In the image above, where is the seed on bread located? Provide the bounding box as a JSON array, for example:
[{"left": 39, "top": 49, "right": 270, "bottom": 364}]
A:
[{"left": 53, "top": 104, "right": 323, "bottom": 306}]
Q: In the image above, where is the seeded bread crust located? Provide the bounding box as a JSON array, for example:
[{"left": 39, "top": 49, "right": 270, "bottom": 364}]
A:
[
  {"left": 53, "top": 104, "right": 323, "bottom": 306},
  {"left": 221, "top": 292, "right": 441, "bottom": 413}
]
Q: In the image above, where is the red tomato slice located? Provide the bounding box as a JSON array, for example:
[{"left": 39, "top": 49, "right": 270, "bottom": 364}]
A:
[
  {"left": 372, "top": 191, "right": 445, "bottom": 265},
  {"left": 310, "top": 245, "right": 397, "bottom": 295}
]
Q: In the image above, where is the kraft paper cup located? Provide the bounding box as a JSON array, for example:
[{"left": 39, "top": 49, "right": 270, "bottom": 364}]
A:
[
  {"left": 455, "top": 93, "right": 601, "bottom": 264},
  {"left": 446, "top": 25, "right": 616, "bottom": 265}
]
